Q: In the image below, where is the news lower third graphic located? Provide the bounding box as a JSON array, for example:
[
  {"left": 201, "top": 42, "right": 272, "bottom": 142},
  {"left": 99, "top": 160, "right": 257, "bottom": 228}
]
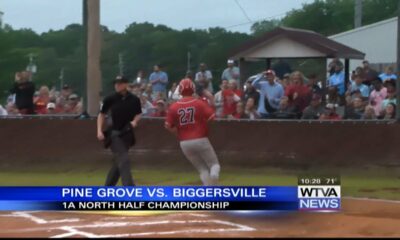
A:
[
  {"left": 298, "top": 175, "right": 341, "bottom": 211},
  {"left": 0, "top": 177, "right": 341, "bottom": 212}
]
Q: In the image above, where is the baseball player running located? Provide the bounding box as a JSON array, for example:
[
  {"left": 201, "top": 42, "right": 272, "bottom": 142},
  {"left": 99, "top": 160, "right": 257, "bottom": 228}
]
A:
[{"left": 165, "top": 78, "right": 221, "bottom": 186}]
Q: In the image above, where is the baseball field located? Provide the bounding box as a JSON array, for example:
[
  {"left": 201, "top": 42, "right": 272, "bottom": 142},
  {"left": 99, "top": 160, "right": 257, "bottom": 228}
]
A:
[{"left": 0, "top": 164, "right": 399, "bottom": 238}]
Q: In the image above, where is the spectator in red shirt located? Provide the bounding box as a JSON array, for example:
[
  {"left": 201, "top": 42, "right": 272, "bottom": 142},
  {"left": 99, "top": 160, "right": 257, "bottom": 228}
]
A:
[
  {"left": 152, "top": 91, "right": 165, "bottom": 106},
  {"left": 320, "top": 103, "right": 342, "bottom": 120},
  {"left": 285, "top": 71, "right": 312, "bottom": 115},
  {"left": 228, "top": 79, "right": 243, "bottom": 98},
  {"left": 151, "top": 99, "right": 167, "bottom": 117},
  {"left": 34, "top": 86, "right": 50, "bottom": 115},
  {"left": 222, "top": 88, "right": 241, "bottom": 118}
]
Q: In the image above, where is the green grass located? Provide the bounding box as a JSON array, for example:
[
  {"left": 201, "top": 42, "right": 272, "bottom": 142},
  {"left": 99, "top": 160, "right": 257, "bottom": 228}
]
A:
[{"left": 0, "top": 165, "right": 399, "bottom": 200}]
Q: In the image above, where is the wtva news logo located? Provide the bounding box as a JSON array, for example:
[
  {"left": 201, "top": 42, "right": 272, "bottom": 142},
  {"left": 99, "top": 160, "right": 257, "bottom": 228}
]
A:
[{"left": 298, "top": 185, "right": 341, "bottom": 211}]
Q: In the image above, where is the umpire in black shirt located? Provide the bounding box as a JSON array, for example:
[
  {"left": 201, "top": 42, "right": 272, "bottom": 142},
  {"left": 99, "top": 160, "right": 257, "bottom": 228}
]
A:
[{"left": 97, "top": 75, "right": 142, "bottom": 186}]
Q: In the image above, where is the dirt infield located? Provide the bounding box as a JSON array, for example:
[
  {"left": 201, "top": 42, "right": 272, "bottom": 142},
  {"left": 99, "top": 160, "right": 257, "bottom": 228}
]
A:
[{"left": 0, "top": 198, "right": 399, "bottom": 238}]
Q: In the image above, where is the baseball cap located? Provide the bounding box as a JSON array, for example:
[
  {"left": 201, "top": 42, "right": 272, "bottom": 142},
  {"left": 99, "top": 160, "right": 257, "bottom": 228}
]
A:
[
  {"left": 62, "top": 84, "right": 70, "bottom": 90},
  {"left": 283, "top": 73, "right": 291, "bottom": 79},
  {"left": 325, "top": 103, "right": 337, "bottom": 109},
  {"left": 265, "top": 69, "right": 275, "bottom": 75},
  {"left": 113, "top": 75, "right": 129, "bottom": 84},
  {"left": 47, "top": 102, "right": 56, "bottom": 110},
  {"left": 227, "top": 59, "right": 235, "bottom": 64},
  {"left": 156, "top": 100, "right": 166, "bottom": 106},
  {"left": 68, "top": 94, "right": 79, "bottom": 100}
]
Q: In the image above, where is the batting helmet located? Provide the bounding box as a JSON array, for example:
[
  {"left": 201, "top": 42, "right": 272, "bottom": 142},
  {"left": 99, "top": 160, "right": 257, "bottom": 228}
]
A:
[{"left": 179, "top": 78, "right": 195, "bottom": 96}]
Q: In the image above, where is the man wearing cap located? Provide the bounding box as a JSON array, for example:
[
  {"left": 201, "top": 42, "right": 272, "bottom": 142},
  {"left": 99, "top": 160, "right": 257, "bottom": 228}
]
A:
[
  {"left": 252, "top": 69, "right": 284, "bottom": 119},
  {"left": 64, "top": 94, "right": 83, "bottom": 115},
  {"left": 221, "top": 60, "right": 240, "bottom": 86},
  {"left": 46, "top": 102, "right": 57, "bottom": 114},
  {"left": 58, "top": 84, "right": 72, "bottom": 108},
  {"left": 97, "top": 75, "right": 142, "bottom": 186}
]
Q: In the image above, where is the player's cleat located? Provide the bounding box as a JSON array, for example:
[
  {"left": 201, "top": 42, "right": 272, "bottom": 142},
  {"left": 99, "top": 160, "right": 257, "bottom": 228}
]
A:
[
  {"left": 200, "top": 171, "right": 212, "bottom": 186},
  {"left": 210, "top": 164, "right": 220, "bottom": 185}
]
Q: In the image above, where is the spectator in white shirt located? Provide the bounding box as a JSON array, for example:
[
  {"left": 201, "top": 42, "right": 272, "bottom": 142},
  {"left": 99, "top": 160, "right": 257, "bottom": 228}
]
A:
[
  {"left": 195, "top": 63, "right": 214, "bottom": 94},
  {"left": 140, "top": 95, "right": 155, "bottom": 116},
  {"left": 0, "top": 105, "right": 8, "bottom": 116},
  {"left": 214, "top": 80, "right": 229, "bottom": 118}
]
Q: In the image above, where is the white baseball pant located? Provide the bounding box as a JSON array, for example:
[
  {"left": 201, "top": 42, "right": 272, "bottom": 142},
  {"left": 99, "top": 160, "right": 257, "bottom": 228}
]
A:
[{"left": 179, "top": 137, "right": 221, "bottom": 186}]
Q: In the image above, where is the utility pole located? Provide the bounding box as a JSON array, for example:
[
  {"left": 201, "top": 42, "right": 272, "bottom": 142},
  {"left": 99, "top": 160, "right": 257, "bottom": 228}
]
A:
[
  {"left": 0, "top": 11, "right": 4, "bottom": 29},
  {"left": 396, "top": 0, "right": 400, "bottom": 121},
  {"left": 59, "top": 68, "right": 65, "bottom": 91},
  {"left": 118, "top": 53, "right": 124, "bottom": 76},
  {"left": 26, "top": 53, "right": 37, "bottom": 81},
  {"left": 187, "top": 51, "right": 191, "bottom": 72},
  {"left": 354, "top": 0, "right": 362, "bottom": 28},
  {"left": 82, "top": 0, "right": 88, "bottom": 112},
  {"left": 86, "top": 0, "right": 102, "bottom": 116}
]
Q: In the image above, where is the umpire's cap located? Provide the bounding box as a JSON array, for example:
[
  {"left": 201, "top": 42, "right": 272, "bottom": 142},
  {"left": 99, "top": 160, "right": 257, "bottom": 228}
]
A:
[{"left": 113, "top": 75, "right": 129, "bottom": 84}]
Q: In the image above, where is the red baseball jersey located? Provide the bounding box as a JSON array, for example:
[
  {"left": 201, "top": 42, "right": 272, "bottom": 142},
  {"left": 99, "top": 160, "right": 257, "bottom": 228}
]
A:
[{"left": 166, "top": 97, "right": 215, "bottom": 141}]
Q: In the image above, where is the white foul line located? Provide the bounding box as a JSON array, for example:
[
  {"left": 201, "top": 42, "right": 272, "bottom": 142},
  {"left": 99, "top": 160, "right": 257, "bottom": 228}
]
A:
[
  {"left": 344, "top": 197, "right": 400, "bottom": 204},
  {"left": 12, "top": 212, "right": 48, "bottom": 224},
  {"left": 4, "top": 212, "right": 80, "bottom": 225},
  {"left": 188, "top": 213, "right": 210, "bottom": 218},
  {"left": 51, "top": 226, "right": 99, "bottom": 238},
  {"left": 50, "top": 219, "right": 257, "bottom": 238}
]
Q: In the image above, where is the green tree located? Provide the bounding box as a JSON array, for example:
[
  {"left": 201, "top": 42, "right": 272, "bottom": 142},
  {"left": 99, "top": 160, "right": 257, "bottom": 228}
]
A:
[
  {"left": 251, "top": 0, "right": 398, "bottom": 36},
  {"left": 251, "top": 19, "right": 282, "bottom": 36}
]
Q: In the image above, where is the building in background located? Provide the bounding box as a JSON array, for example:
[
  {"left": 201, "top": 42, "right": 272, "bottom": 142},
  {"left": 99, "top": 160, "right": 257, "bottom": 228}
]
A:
[{"left": 329, "top": 17, "right": 398, "bottom": 72}]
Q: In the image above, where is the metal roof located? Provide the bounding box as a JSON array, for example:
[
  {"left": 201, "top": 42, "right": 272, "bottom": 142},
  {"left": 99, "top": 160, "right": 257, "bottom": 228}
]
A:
[{"left": 230, "top": 27, "right": 366, "bottom": 60}]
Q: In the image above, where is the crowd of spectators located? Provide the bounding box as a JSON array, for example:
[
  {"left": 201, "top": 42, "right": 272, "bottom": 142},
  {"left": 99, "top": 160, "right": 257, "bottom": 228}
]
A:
[
  {"left": 1, "top": 59, "right": 398, "bottom": 121},
  {"left": 159, "top": 59, "right": 398, "bottom": 121}
]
